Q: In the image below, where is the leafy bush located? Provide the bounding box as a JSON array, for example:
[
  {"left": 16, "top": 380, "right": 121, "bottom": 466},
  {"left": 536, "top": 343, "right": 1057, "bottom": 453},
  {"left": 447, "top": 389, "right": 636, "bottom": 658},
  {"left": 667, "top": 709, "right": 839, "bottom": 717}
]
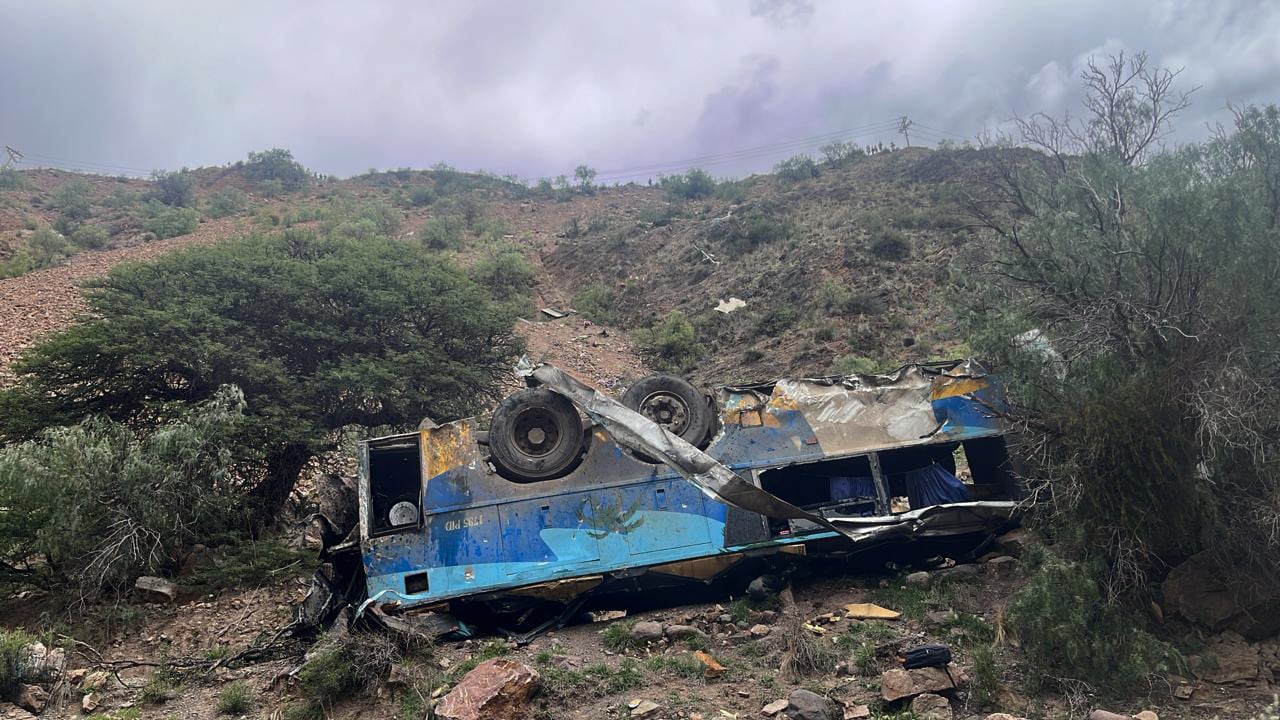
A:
[
  {"left": 70, "top": 224, "right": 110, "bottom": 249},
  {"left": 420, "top": 215, "right": 465, "bottom": 249},
  {"left": 662, "top": 168, "right": 716, "bottom": 200},
  {"left": 638, "top": 203, "right": 680, "bottom": 227},
  {"left": 712, "top": 179, "right": 749, "bottom": 204},
  {"left": 817, "top": 280, "right": 884, "bottom": 315},
  {"left": 820, "top": 141, "right": 865, "bottom": 167},
  {"left": 216, "top": 681, "right": 252, "bottom": 715},
  {"left": 151, "top": 169, "right": 194, "bottom": 207},
  {"left": 869, "top": 228, "right": 910, "bottom": 260},
  {"left": 1, "top": 228, "right": 75, "bottom": 277},
  {"left": 1007, "top": 551, "right": 1177, "bottom": 693},
  {"left": 833, "top": 355, "right": 882, "bottom": 375},
  {"left": 408, "top": 185, "right": 436, "bottom": 207},
  {"left": 470, "top": 246, "right": 535, "bottom": 306},
  {"left": 143, "top": 201, "right": 200, "bottom": 238},
  {"left": 635, "top": 311, "right": 701, "bottom": 372},
  {"left": 0, "top": 167, "right": 26, "bottom": 190},
  {"left": 774, "top": 154, "right": 819, "bottom": 182},
  {"left": 205, "top": 187, "right": 247, "bottom": 218},
  {"left": 719, "top": 209, "right": 791, "bottom": 256},
  {"left": 572, "top": 283, "right": 616, "bottom": 324},
  {"left": 0, "top": 231, "right": 523, "bottom": 519},
  {"left": 0, "top": 388, "right": 246, "bottom": 595},
  {"left": 754, "top": 305, "right": 800, "bottom": 337},
  {"left": 51, "top": 180, "right": 93, "bottom": 233},
  {"left": 242, "top": 148, "right": 310, "bottom": 191}
]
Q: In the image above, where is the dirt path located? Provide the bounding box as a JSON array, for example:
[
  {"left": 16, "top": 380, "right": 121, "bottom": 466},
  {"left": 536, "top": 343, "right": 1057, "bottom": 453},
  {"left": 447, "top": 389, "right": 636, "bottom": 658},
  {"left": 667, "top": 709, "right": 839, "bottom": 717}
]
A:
[{"left": 0, "top": 218, "right": 246, "bottom": 382}]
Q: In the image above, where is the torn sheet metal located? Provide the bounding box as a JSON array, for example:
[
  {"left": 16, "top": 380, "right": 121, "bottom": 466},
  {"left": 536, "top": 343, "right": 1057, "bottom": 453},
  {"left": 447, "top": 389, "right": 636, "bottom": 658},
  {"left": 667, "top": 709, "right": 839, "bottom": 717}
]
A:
[{"left": 528, "top": 364, "right": 865, "bottom": 540}]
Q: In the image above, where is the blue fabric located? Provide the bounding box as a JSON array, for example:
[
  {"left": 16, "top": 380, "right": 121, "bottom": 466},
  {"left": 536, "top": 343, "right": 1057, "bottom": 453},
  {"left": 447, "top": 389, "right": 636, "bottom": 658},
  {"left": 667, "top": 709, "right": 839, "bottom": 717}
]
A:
[
  {"left": 829, "top": 475, "right": 877, "bottom": 501},
  {"left": 905, "top": 464, "right": 970, "bottom": 508}
]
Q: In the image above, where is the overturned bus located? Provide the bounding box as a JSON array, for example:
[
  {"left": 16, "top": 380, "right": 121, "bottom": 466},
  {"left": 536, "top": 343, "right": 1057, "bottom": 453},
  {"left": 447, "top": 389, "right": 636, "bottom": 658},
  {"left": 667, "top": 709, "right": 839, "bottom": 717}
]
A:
[{"left": 327, "top": 359, "right": 1021, "bottom": 634}]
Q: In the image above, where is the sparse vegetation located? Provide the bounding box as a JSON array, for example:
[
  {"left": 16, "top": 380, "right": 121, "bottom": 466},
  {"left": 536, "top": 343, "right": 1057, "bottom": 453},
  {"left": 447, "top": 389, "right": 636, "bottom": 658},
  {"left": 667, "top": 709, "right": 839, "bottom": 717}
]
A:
[
  {"left": 572, "top": 283, "right": 616, "bottom": 324},
  {"left": 662, "top": 168, "right": 716, "bottom": 200},
  {"left": 151, "top": 169, "right": 195, "bottom": 207},
  {"left": 774, "top": 154, "right": 819, "bottom": 182},
  {"left": 635, "top": 310, "right": 701, "bottom": 373},
  {"left": 216, "top": 681, "right": 253, "bottom": 715},
  {"left": 241, "top": 148, "right": 310, "bottom": 191},
  {"left": 142, "top": 201, "right": 200, "bottom": 238},
  {"left": 869, "top": 228, "right": 910, "bottom": 260},
  {"left": 205, "top": 187, "right": 248, "bottom": 218}
]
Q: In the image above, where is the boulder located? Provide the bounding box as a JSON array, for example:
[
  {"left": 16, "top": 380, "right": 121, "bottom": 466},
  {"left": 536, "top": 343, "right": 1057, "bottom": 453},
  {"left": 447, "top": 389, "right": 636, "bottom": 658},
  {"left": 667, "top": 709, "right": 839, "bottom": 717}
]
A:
[
  {"left": 1163, "top": 550, "right": 1280, "bottom": 640},
  {"left": 14, "top": 685, "right": 46, "bottom": 715},
  {"left": 910, "top": 693, "right": 952, "bottom": 720},
  {"left": 664, "top": 624, "right": 705, "bottom": 640},
  {"left": 984, "top": 715, "right": 1029, "bottom": 720},
  {"left": 785, "top": 689, "right": 832, "bottom": 720},
  {"left": 844, "top": 705, "right": 871, "bottom": 719},
  {"left": 81, "top": 693, "right": 100, "bottom": 714},
  {"left": 937, "top": 564, "right": 979, "bottom": 582},
  {"left": 1133, "top": 712, "right": 1159, "bottom": 720},
  {"left": 435, "top": 658, "right": 540, "bottom": 720},
  {"left": 880, "top": 665, "right": 967, "bottom": 702},
  {"left": 630, "top": 621, "right": 664, "bottom": 643},
  {"left": 905, "top": 571, "right": 932, "bottom": 588},
  {"left": 0, "top": 702, "right": 38, "bottom": 720},
  {"left": 629, "top": 699, "right": 661, "bottom": 717},
  {"left": 1086, "top": 712, "right": 1129, "bottom": 720},
  {"left": 993, "top": 528, "right": 1030, "bottom": 557},
  {"left": 134, "top": 575, "right": 180, "bottom": 602},
  {"left": 984, "top": 556, "right": 1017, "bottom": 578}
]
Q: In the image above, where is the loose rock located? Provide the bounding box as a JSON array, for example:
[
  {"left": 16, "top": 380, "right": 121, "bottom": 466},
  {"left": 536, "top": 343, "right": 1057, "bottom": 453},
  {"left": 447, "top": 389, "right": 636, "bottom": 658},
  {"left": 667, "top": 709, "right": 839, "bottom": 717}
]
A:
[
  {"left": 983, "top": 715, "right": 1028, "bottom": 720},
  {"left": 81, "top": 693, "right": 100, "bottom": 714},
  {"left": 749, "top": 624, "right": 771, "bottom": 638},
  {"left": 1133, "top": 712, "right": 1158, "bottom": 720},
  {"left": 844, "top": 705, "right": 871, "bottom": 719},
  {"left": 785, "top": 689, "right": 832, "bottom": 720},
  {"left": 15, "top": 685, "right": 47, "bottom": 715},
  {"left": 762, "top": 698, "right": 789, "bottom": 716},
  {"left": 905, "top": 571, "right": 932, "bottom": 588},
  {"left": 629, "top": 699, "right": 661, "bottom": 718},
  {"left": 630, "top": 621, "right": 664, "bottom": 643},
  {"left": 984, "top": 556, "right": 1017, "bottom": 578},
  {"left": 910, "top": 693, "right": 952, "bottom": 720},
  {"left": 1086, "top": 712, "right": 1129, "bottom": 720},
  {"left": 880, "top": 665, "right": 967, "bottom": 702},
  {"left": 435, "top": 658, "right": 540, "bottom": 720},
  {"left": 134, "top": 575, "right": 180, "bottom": 602},
  {"left": 664, "top": 624, "right": 705, "bottom": 640}
]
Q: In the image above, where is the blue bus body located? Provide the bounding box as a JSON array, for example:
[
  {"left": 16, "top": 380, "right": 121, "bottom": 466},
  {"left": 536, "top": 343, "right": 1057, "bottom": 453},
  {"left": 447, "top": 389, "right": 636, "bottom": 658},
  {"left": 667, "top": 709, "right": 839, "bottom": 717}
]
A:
[{"left": 357, "top": 361, "right": 1019, "bottom": 613}]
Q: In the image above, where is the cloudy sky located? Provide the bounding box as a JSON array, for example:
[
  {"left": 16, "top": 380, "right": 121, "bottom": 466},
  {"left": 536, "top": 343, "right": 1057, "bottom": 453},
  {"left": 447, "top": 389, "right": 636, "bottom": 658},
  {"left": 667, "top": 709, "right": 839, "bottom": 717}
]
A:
[{"left": 2, "top": 0, "right": 1278, "bottom": 182}]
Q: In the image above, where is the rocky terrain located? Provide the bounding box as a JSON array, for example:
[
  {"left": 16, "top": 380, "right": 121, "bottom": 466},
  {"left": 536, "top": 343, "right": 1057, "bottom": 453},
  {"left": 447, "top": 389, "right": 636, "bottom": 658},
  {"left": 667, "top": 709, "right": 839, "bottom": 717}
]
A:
[{"left": 1, "top": 156, "right": 1277, "bottom": 720}]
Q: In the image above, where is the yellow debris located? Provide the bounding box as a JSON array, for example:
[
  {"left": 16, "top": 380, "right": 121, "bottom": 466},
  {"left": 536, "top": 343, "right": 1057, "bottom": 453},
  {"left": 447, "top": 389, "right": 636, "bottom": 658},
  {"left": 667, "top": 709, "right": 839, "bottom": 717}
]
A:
[{"left": 844, "top": 603, "right": 901, "bottom": 620}]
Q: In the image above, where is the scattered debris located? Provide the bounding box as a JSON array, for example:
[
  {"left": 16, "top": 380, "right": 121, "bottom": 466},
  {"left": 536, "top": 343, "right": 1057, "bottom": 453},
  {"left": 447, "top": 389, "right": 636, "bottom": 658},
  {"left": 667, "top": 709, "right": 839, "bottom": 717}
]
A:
[
  {"left": 540, "top": 307, "right": 569, "bottom": 319},
  {"left": 845, "top": 603, "right": 900, "bottom": 620},
  {"left": 694, "top": 650, "right": 726, "bottom": 678},
  {"left": 715, "top": 296, "right": 746, "bottom": 313}
]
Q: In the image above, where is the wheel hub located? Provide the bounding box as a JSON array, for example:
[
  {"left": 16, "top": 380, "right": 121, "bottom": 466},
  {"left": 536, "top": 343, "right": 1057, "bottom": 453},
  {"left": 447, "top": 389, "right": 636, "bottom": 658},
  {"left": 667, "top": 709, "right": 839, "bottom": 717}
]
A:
[
  {"left": 512, "top": 409, "right": 561, "bottom": 457},
  {"left": 639, "top": 392, "right": 690, "bottom": 435}
]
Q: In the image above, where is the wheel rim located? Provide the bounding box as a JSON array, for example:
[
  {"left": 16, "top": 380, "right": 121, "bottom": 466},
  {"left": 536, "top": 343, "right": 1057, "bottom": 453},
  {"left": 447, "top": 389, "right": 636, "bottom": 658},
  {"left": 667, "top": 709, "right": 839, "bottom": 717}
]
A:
[
  {"left": 510, "top": 407, "right": 564, "bottom": 458},
  {"left": 638, "top": 391, "right": 691, "bottom": 435}
]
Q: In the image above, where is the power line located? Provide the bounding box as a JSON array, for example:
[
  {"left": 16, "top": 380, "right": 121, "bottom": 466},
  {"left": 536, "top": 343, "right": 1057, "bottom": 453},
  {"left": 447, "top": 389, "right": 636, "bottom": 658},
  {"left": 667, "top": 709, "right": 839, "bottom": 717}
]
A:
[
  {"left": 591, "top": 119, "right": 906, "bottom": 183},
  {"left": 18, "top": 151, "right": 153, "bottom": 175}
]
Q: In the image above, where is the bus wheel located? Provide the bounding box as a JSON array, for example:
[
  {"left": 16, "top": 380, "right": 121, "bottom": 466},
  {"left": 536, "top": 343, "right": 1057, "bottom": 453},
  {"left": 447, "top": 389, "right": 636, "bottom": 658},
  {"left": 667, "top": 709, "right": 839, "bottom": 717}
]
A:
[
  {"left": 489, "top": 388, "right": 584, "bottom": 482},
  {"left": 622, "top": 374, "right": 713, "bottom": 454}
]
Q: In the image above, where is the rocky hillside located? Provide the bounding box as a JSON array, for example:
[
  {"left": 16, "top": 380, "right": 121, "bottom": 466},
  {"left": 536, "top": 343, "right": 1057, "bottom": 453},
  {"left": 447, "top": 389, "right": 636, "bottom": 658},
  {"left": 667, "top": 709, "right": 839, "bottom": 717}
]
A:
[{"left": 1, "top": 154, "right": 1276, "bottom": 720}]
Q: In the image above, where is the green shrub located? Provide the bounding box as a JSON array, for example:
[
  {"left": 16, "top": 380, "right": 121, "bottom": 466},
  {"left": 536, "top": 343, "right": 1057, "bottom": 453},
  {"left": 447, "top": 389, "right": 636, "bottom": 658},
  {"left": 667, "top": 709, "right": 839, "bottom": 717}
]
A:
[
  {"left": 635, "top": 311, "right": 701, "bottom": 373},
  {"left": 182, "top": 539, "right": 316, "bottom": 590},
  {"left": 71, "top": 224, "right": 110, "bottom": 249},
  {"left": 817, "top": 280, "right": 884, "bottom": 315},
  {"left": 242, "top": 148, "right": 309, "bottom": 191},
  {"left": 0, "top": 628, "right": 41, "bottom": 696},
  {"left": 969, "top": 645, "right": 1000, "bottom": 706},
  {"left": 409, "top": 185, "right": 436, "bottom": 207},
  {"left": 754, "top": 305, "right": 800, "bottom": 338},
  {"left": 143, "top": 202, "right": 200, "bottom": 238},
  {"left": 470, "top": 246, "right": 535, "bottom": 305},
  {"left": 833, "top": 355, "right": 883, "bottom": 375},
  {"left": 720, "top": 209, "right": 790, "bottom": 256},
  {"left": 572, "top": 283, "right": 616, "bottom": 324},
  {"left": 820, "top": 141, "right": 865, "bottom": 167},
  {"left": 0, "top": 388, "right": 246, "bottom": 595},
  {"left": 205, "top": 187, "right": 247, "bottom": 218},
  {"left": 774, "top": 154, "right": 819, "bottom": 182},
  {"left": 216, "top": 681, "right": 252, "bottom": 715},
  {"left": 638, "top": 203, "right": 680, "bottom": 227},
  {"left": 420, "top": 215, "right": 465, "bottom": 249},
  {"left": 869, "top": 228, "right": 910, "bottom": 260},
  {"left": 151, "top": 169, "right": 194, "bottom": 207},
  {"left": 712, "top": 180, "right": 749, "bottom": 204},
  {"left": 50, "top": 180, "right": 93, "bottom": 224},
  {"left": 1007, "top": 551, "right": 1178, "bottom": 693},
  {"left": 662, "top": 168, "right": 716, "bottom": 200},
  {"left": 599, "top": 621, "right": 637, "bottom": 652},
  {"left": 0, "top": 167, "right": 26, "bottom": 190},
  {"left": 257, "top": 179, "right": 285, "bottom": 198}
]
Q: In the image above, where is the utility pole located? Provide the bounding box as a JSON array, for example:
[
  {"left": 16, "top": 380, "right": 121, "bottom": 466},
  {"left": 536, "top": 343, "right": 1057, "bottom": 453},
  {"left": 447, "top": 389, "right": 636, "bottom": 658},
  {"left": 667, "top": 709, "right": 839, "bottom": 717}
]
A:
[
  {"left": 2, "top": 146, "right": 22, "bottom": 170},
  {"left": 897, "top": 117, "right": 914, "bottom": 148}
]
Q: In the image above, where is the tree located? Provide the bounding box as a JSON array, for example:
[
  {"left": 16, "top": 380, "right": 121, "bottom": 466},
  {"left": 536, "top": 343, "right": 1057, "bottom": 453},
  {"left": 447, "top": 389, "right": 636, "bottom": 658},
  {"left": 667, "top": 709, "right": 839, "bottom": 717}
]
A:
[
  {"left": 574, "top": 165, "right": 597, "bottom": 193},
  {"left": 242, "top": 148, "right": 310, "bottom": 191},
  {"left": 151, "top": 169, "right": 195, "bottom": 207},
  {"left": 962, "top": 55, "right": 1279, "bottom": 598},
  {"left": 0, "top": 230, "right": 524, "bottom": 516}
]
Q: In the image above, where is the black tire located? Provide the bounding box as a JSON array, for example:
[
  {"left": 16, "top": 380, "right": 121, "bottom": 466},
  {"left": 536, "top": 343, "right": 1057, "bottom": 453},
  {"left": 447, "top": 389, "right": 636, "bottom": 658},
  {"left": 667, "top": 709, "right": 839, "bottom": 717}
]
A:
[
  {"left": 489, "top": 388, "right": 584, "bottom": 482},
  {"left": 622, "top": 374, "right": 713, "bottom": 454}
]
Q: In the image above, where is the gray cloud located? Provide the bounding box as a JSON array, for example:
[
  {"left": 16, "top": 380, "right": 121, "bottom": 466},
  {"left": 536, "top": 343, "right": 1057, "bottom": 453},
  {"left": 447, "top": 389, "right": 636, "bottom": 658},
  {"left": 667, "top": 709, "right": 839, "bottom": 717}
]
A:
[{"left": 1, "top": 0, "right": 1278, "bottom": 181}]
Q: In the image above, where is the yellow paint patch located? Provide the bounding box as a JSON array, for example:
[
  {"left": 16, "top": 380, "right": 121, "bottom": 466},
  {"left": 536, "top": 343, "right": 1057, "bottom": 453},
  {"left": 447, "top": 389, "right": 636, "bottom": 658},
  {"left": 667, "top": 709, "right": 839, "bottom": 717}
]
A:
[
  {"left": 930, "top": 377, "right": 988, "bottom": 400},
  {"left": 423, "top": 422, "right": 475, "bottom": 478},
  {"left": 650, "top": 553, "right": 743, "bottom": 580},
  {"left": 508, "top": 575, "right": 605, "bottom": 601}
]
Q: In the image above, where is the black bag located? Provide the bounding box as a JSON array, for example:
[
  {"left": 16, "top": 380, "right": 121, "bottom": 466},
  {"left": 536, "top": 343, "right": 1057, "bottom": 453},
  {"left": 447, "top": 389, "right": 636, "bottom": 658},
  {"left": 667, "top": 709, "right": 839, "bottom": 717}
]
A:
[{"left": 902, "top": 643, "right": 952, "bottom": 670}]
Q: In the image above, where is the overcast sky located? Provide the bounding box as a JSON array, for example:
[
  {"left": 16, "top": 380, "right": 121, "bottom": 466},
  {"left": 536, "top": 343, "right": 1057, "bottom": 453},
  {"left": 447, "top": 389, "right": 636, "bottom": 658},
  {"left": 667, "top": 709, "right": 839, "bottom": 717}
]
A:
[{"left": 2, "top": 0, "right": 1279, "bottom": 182}]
